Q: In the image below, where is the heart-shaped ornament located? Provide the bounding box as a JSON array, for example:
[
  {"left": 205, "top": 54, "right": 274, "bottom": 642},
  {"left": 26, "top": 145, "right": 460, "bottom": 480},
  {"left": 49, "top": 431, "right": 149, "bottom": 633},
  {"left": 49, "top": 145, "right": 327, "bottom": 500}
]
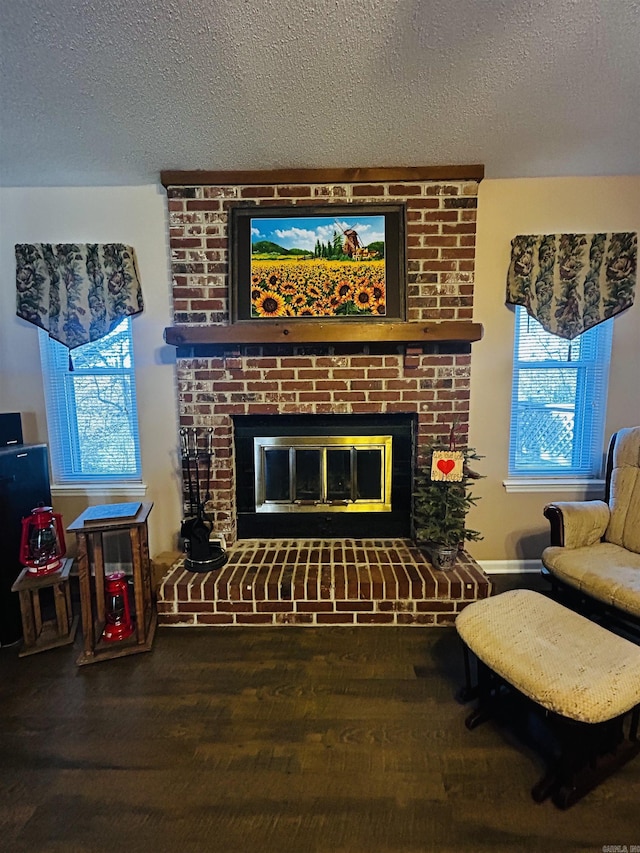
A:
[{"left": 437, "top": 459, "right": 456, "bottom": 475}]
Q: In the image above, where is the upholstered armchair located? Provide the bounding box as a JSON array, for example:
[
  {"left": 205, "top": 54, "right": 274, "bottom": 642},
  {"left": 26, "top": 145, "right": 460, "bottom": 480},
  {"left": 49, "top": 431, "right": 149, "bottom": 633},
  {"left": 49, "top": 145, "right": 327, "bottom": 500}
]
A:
[{"left": 542, "top": 426, "right": 640, "bottom": 625}]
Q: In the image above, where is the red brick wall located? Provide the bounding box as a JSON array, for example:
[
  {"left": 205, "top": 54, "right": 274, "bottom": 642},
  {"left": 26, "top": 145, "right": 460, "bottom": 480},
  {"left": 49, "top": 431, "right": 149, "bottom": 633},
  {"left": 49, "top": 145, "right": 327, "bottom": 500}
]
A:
[{"left": 165, "top": 178, "right": 479, "bottom": 543}]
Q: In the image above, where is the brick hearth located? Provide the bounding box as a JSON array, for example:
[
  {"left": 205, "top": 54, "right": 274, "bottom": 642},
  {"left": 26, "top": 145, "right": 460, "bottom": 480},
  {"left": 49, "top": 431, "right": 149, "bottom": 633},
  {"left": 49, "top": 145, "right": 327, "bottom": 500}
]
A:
[{"left": 157, "top": 539, "right": 491, "bottom": 627}]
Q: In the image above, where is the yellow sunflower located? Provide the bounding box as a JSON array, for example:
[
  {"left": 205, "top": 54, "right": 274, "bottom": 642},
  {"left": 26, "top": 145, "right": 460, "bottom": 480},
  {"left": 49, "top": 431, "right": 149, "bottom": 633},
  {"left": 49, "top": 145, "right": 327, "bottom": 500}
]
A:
[
  {"left": 266, "top": 271, "right": 281, "bottom": 290},
  {"left": 291, "top": 293, "right": 307, "bottom": 309},
  {"left": 254, "top": 290, "right": 287, "bottom": 317},
  {"left": 310, "top": 300, "right": 330, "bottom": 316},
  {"left": 335, "top": 280, "right": 353, "bottom": 301},
  {"left": 353, "top": 285, "right": 375, "bottom": 311},
  {"left": 371, "top": 284, "right": 385, "bottom": 303}
]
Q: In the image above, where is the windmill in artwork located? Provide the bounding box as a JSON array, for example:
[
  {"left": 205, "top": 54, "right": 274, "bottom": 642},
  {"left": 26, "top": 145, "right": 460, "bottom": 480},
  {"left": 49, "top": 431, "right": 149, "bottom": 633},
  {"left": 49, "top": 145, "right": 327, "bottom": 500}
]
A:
[
  {"left": 334, "top": 220, "right": 378, "bottom": 260},
  {"left": 341, "top": 225, "right": 361, "bottom": 258}
]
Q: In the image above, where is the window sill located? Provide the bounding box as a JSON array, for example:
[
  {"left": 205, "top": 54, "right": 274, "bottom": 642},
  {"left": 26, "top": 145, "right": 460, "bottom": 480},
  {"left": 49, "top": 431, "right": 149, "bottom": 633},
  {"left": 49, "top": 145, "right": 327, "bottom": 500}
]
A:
[
  {"left": 503, "top": 478, "right": 605, "bottom": 495},
  {"left": 51, "top": 483, "right": 147, "bottom": 499}
]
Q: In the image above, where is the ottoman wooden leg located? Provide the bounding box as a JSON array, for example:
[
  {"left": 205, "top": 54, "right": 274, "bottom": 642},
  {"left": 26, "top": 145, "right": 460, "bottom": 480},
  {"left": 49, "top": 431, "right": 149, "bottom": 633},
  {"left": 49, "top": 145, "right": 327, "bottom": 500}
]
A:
[
  {"left": 630, "top": 705, "right": 639, "bottom": 742},
  {"left": 464, "top": 658, "right": 497, "bottom": 730},
  {"left": 456, "top": 641, "right": 478, "bottom": 704},
  {"left": 545, "top": 714, "right": 640, "bottom": 809}
]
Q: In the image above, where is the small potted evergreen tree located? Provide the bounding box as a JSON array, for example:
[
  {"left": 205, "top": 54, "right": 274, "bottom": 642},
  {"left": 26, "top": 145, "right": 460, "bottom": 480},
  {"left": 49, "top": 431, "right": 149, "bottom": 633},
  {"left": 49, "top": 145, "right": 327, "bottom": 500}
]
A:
[{"left": 412, "top": 435, "right": 483, "bottom": 570}]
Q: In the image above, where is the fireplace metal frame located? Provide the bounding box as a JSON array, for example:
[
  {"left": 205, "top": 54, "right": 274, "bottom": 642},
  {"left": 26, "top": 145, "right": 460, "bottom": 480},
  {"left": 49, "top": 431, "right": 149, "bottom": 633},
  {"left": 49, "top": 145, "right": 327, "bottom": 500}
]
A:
[{"left": 253, "top": 435, "right": 392, "bottom": 514}]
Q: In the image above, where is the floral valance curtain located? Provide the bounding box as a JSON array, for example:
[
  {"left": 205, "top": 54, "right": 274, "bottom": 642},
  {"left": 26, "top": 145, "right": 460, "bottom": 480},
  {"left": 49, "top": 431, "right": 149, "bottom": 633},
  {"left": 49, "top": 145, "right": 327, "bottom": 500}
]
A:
[
  {"left": 506, "top": 232, "right": 637, "bottom": 339},
  {"left": 15, "top": 243, "right": 144, "bottom": 351}
]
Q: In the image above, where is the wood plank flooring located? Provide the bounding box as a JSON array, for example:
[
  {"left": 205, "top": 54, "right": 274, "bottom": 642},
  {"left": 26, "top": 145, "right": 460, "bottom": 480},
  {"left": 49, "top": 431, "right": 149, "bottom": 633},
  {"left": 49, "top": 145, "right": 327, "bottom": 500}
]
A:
[{"left": 1, "top": 580, "right": 639, "bottom": 852}]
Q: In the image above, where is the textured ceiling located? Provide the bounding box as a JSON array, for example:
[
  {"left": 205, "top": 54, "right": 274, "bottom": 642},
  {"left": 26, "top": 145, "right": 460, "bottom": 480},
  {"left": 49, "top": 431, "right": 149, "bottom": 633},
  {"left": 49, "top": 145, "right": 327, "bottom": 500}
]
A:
[{"left": 1, "top": 0, "right": 639, "bottom": 187}]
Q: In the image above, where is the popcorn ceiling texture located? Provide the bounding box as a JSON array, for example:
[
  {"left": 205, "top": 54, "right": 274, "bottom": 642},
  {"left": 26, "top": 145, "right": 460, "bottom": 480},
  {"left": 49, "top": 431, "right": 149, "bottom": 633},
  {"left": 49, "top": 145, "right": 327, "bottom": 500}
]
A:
[{"left": 3, "top": 0, "right": 640, "bottom": 185}]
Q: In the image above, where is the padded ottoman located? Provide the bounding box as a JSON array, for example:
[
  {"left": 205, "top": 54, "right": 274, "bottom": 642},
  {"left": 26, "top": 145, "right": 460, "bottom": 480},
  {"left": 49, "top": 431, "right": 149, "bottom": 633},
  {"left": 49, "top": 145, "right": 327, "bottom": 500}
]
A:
[{"left": 456, "top": 589, "right": 640, "bottom": 808}]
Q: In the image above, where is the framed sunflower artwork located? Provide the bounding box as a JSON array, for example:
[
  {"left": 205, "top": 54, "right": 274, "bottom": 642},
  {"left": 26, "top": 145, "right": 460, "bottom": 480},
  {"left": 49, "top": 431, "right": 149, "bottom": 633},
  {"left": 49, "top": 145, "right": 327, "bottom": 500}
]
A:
[{"left": 229, "top": 204, "right": 406, "bottom": 322}]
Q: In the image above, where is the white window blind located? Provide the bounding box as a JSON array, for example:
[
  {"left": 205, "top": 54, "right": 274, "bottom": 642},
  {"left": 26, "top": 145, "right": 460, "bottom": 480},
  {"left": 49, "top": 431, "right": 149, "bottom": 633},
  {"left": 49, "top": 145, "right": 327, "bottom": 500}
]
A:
[
  {"left": 509, "top": 305, "right": 613, "bottom": 477},
  {"left": 39, "top": 318, "right": 142, "bottom": 483}
]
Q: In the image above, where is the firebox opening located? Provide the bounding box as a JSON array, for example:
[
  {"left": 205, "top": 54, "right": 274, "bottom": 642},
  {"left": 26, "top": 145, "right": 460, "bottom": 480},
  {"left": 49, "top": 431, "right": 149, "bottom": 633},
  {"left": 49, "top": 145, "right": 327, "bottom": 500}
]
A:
[{"left": 234, "top": 414, "right": 415, "bottom": 539}]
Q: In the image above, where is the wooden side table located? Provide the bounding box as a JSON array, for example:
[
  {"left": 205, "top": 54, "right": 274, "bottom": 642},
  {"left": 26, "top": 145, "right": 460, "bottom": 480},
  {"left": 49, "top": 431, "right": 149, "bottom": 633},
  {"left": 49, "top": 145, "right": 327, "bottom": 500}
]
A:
[
  {"left": 11, "top": 557, "right": 79, "bottom": 657},
  {"left": 68, "top": 501, "right": 156, "bottom": 666}
]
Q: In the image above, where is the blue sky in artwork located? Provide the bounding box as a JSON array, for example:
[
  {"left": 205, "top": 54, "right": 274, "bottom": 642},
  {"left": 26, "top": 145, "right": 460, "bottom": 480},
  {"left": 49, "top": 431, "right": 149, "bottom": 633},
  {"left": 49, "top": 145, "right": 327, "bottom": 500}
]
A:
[{"left": 251, "top": 215, "right": 385, "bottom": 252}]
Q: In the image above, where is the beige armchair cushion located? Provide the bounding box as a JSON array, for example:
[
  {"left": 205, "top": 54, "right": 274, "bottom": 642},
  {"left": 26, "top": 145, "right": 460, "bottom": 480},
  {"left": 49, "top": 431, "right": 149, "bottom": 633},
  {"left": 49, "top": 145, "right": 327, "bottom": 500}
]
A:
[
  {"left": 607, "top": 426, "right": 640, "bottom": 551},
  {"left": 545, "top": 500, "right": 610, "bottom": 549},
  {"left": 543, "top": 541, "right": 640, "bottom": 618}
]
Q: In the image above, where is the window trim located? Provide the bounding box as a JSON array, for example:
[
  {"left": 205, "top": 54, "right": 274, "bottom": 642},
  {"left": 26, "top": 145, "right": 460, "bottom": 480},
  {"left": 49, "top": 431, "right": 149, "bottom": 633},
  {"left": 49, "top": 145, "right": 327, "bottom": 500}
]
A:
[
  {"left": 51, "top": 483, "right": 147, "bottom": 498},
  {"left": 502, "top": 477, "right": 605, "bottom": 494},
  {"left": 39, "top": 318, "right": 143, "bottom": 485},
  {"left": 508, "top": 305, "right": 613, "bottom": 480}
]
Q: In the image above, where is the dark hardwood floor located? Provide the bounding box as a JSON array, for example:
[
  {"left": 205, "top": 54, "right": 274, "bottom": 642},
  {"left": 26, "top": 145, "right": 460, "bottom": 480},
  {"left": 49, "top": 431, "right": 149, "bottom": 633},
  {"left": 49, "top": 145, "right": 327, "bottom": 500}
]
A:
[{"left": 1, "top": 573, "right": 638, "bottom": 852}]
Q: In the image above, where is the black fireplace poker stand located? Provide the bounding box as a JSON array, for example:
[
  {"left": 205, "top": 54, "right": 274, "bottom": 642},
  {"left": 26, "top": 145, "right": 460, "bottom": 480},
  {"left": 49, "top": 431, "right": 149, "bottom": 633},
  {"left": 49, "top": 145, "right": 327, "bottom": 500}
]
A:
[{"left": 179, "top": 427, "right": 228, "bottom": 573}]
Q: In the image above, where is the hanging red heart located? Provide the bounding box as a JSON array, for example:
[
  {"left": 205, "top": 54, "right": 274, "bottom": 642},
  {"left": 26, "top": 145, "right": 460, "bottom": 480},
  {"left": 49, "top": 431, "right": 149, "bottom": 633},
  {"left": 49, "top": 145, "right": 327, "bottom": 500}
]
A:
[{"left": 437, "top": 459, "right": 456, "bottom": 475}]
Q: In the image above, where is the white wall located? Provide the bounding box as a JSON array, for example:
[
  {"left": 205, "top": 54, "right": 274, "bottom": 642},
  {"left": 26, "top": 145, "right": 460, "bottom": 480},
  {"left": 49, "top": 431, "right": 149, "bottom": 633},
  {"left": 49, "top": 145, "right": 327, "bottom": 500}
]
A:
[
  {"left": 468, "top": 176, "right": 640, "bottom": 563},
  {"left": 0, "top": 186, "right": 183, "bottom": 558}
]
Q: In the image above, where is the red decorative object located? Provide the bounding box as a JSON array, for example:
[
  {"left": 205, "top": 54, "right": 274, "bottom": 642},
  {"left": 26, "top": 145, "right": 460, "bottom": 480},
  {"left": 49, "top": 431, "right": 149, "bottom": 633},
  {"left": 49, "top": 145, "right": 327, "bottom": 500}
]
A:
[
  {"left": 102, "top": 572, "right": 135, "bottom": 642},
  {"left": 431, "top": 449, "right": 464, "bottom": 482},
  {"left": 19, "top": 505, "right": 66, "bottom": 575}
]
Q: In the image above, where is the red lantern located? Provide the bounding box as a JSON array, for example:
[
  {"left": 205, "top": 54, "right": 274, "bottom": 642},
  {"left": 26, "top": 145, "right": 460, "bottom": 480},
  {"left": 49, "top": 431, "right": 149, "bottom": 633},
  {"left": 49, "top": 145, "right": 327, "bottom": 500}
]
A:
[
  {"left": 20, "top": 505, "right": 66, "bottom": 575},
  {"left": 102, "top": 572, "right": 135, "bottom": 642}
]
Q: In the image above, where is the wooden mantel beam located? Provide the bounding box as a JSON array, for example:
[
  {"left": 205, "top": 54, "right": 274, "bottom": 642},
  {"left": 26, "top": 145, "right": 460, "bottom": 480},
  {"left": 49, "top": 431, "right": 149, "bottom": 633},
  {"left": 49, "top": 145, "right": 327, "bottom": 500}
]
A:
[
  {"left": 160, "top": 165, "right": 485, "bottom": 188},
  {"left": 164, "top": 321, "right": 483, "bottom": 347}
]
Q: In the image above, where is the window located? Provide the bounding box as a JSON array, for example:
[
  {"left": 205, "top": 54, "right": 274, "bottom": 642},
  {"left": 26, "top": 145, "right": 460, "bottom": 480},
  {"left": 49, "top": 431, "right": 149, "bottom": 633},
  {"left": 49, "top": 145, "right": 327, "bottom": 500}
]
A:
[
  {"left": 39, "top": 318, "right": 142, "bottom": 483},
  {"left": 509, "top": 305, "right": 613, "bottom": 478}
]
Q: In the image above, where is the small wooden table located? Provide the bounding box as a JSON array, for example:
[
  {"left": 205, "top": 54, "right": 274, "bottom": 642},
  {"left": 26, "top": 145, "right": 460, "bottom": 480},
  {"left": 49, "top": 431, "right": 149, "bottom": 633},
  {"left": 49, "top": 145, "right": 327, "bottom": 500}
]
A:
[
  {"left": 11, "top": 557, "right": 78, "bottom": 657},
  {"left": 68, "top": 502, "right": 156, "bottom": 666}
]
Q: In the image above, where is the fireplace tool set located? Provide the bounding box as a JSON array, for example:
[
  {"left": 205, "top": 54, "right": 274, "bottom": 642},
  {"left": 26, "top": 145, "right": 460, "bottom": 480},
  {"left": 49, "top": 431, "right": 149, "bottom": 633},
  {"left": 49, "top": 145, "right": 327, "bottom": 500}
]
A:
[{"left": 180, "top": 427, "right": 228, "bottom": 572}]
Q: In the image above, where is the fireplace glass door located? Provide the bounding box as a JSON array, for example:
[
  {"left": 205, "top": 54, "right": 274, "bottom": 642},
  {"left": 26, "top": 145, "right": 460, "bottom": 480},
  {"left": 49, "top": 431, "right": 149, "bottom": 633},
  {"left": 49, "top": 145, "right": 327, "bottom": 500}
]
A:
[{"left": 254, "top": 436, "right": 392, "bottom": 513}]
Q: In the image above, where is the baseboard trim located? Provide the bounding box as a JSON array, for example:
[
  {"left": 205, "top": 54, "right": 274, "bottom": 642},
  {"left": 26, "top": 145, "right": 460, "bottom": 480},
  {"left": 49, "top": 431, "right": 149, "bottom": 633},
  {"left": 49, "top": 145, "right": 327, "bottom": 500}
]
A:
[{"left": 479, "top": 559, "right": 544, "bottom": 575}]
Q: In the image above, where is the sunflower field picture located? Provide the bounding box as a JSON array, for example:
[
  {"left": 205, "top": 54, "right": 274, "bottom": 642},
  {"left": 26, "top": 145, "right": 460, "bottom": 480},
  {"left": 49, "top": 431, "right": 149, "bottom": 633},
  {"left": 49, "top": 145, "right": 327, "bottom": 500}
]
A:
[{"left": 249, "top": 214, "right": 387, "bottom": 318}]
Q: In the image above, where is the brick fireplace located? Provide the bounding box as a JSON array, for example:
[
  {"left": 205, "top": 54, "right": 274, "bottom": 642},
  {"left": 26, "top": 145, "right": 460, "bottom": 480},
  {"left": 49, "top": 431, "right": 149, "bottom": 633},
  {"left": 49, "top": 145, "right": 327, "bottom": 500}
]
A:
[{"left": 157, "top": 166, "right": 491, "bottom": 626}]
